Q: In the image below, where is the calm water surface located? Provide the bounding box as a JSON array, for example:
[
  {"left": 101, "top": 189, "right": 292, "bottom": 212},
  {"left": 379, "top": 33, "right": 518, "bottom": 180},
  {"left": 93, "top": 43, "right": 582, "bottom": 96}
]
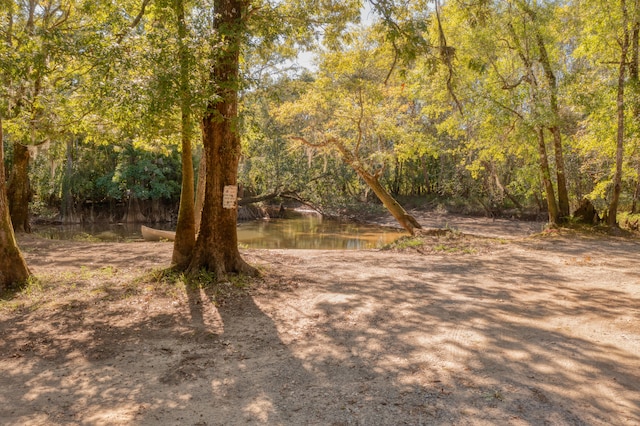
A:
[{"left": 34, "top": 215, "right": 406, "bottom": 250}]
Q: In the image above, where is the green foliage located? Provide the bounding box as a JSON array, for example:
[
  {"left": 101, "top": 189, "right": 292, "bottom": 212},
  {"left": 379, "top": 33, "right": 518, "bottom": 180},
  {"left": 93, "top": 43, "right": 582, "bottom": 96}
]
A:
[{"left": 3, "top": 0, "right": 640, "bottom": 224}]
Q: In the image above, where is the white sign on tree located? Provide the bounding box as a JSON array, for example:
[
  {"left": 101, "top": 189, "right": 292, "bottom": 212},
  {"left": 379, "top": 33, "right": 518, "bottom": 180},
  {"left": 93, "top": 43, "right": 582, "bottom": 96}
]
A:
[{"left": 223, "top": 185, "right": 238, "bottom": 209}]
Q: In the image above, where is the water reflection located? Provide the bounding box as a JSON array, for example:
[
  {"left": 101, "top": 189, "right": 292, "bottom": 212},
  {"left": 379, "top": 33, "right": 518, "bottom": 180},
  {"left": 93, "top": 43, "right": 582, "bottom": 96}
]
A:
[
  {"left": 34, "top": 223, "right": 144, "bottom": 242},
  {"left": 237, "top": 216, "right": 406, "bottom": 249},
  {"left": 34, "top": 215, "right": 406, "bottom": 250}
]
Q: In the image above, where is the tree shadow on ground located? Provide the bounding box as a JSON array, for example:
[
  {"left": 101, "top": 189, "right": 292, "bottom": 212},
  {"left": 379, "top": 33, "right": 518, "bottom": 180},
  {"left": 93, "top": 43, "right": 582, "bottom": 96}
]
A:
[
  {"left": 1, "top": 235, "right": 639, "bottom": 425},
  {"left": 263, "top": 240, "right": 639, "bottom": 424}
]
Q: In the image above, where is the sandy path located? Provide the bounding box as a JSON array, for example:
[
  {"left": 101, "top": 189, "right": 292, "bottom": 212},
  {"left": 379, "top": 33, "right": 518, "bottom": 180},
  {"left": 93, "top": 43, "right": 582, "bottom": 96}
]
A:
[{"left": 0, "top": 218, "right": 638, "bottom": 425}]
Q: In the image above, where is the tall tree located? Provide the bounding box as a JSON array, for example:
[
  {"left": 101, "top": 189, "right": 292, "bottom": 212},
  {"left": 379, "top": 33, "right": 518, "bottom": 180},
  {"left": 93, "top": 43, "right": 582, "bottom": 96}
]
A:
[
  {"left": 609, "top": 0, "right": 632, "bottom": 225},
  {"left": 0, "top": 118, "right": 31, "bottom": 293},
  {"left": 186, "top": 0, "right": 256, "bottom": 276},
  {"left": 171, "top": 0, "right": 196, "bottom": 267},
  {"left": 441, "top": 0, "right": 572, "bottom": 224},
  {"left": 2, "top": 0, "right": 77, "bottom": 232},
  {"left": 279, "top": 29, "right": 424, "bottom": 234},
  {"left": 573, "top": 0, "right": 640, "bottom": 223}
]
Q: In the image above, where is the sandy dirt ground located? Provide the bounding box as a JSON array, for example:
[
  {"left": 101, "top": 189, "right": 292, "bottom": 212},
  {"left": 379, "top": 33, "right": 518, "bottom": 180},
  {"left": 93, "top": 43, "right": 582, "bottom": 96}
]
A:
[{"left": 1, "top": 213, "right": 639, "bottom": 425}]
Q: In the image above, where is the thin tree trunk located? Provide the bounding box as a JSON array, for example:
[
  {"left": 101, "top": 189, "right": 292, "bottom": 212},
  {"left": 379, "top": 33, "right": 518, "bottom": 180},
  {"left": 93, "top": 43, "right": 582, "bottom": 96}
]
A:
[
  {"left": 194, "top": 156, "right": 206, "bottom": 233},
  {"left": 0, "top": 118, "right": 31, "bottom": 293},
  {"left": 609, "top": 0, "right": 630, "bottom": 226},
  {"left": 172, "top": 0, "right": 196, "bottom": 268},
  {"left": 187, "top": 0, "right": 255, "bottom": 277},
  {"left": 536, "top": 128, "right": 559, "bottom": 225},
  {"left": 484, "top": 160, "right": 523, "bottom": 210},
  {"left": 7, "top": 142, "right": 31, "bottom": 232},
  {"left": 536, "top": 31, "right": 570, "bottom": 218},
  {"left": 633, "top": 172, "right": 640, "bottom": 213},
  {"left": 549, "top": 126, "right": 570, "bottom": 218},
  {"left": 61, "top": 138, "right": 79, "bottom": 223}
]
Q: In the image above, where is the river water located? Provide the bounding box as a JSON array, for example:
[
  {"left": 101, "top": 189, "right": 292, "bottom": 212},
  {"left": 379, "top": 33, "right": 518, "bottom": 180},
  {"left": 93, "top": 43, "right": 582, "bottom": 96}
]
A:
[{"left": 34, "top": 214, "right": 406, "bottom": 250}]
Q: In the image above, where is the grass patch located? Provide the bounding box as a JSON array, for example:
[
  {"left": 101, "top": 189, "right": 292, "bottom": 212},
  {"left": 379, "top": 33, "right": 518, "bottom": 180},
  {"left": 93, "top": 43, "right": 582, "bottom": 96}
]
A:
[{"left": 382, "top": 236, "right": 424, "bottom": 250}]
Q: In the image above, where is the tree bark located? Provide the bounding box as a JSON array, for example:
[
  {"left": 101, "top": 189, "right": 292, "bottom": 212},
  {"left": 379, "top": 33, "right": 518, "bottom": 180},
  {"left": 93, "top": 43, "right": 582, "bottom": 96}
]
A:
[
  {"left": 194, "top": 154, "right": 206, "bottom": 233},
  {"left": 536, "top": 128, "right": 559, "bottom": 225},
  {"left": 359, "top": 169, "right": 422, "bottom": 234},
  {"left": 187, "top": 0, "right": 256, "bottom": 277},
  {"left": 0, "top": 118, "right": 31, "bottom": 294},
  {"left": 7, "top": 142, "right": 31, "bottom": 232},
  {"left": 549, "top": 126, "right": 570, "bottom": 218},
  {"left": 171, "top": 0, "right": 196, "bottom": 268}
]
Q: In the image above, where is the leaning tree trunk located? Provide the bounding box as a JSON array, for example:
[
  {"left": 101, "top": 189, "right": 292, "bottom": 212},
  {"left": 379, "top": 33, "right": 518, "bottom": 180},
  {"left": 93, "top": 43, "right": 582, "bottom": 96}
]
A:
[
  {"left": 324, "top": 138, "right": 422, "bottom": 235},
  {"left": 7, "top": 142, "right": 32, "bottom": 233},
  {"left": 358, "top": 168, "right": 422, "bottom": 235},
  {"left": 187, "top": 0, "right": 255, "bottom": 278},
  {"left": 171, "top": 0, "right": 196, "bottom": 268},
  {"left": 536, "top": 127, "right": 559, "bottom": 225},
  {"left": 0, "top": 118, "right": 31, "bottom": 293}
]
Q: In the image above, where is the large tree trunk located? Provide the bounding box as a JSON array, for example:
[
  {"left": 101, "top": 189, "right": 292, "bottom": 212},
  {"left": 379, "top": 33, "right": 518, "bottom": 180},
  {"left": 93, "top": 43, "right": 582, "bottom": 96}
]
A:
[
  {"left": 0, "top": 118, "right": 31, "bottom": 293},
  {"left": 187, "top": 0, "right": 255, "bottom": 278},
  {"left": 172, "top": 0, "right": 196, "bottom": 268},
  {"left": 536, "top": 128, "right": 559, "bottom": 225},
  {"left": 7, "top": 142, "right": 31, "bottom": 233}
]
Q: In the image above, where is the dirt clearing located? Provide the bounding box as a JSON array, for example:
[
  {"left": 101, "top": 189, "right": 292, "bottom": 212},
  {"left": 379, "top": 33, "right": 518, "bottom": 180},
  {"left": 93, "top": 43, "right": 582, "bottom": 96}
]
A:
[{"left": 1, "top": 218, "right": 639, "bottom": 425}]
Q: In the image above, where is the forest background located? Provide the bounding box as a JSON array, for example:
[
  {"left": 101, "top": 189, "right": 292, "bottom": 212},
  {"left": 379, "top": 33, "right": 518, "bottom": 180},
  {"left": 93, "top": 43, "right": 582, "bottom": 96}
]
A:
[{"left": 2, "top": 0, "right": 640, "bottom": 282}]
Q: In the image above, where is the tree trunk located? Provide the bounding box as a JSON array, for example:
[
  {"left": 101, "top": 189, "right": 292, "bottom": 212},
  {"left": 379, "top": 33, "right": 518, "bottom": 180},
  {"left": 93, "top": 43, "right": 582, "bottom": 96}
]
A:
[
  {"left": 187, "top": 0, "right": 255, "bottom": 278},
  {"left": 194, "top": 154, "right": 206, "bottom": 233},
  {"left": 358, "top": 168, "right": 421, "bottom": 234},
  {"left": 61, "top": 138, "right": 80, "bottom": 223},
  {"left": 123, "top": 196, "right": 146, "bottom": 223},
  {"left": 609, "top": 0, "right": 630, "bottom": 227},
  {"left": 550, "top": 126, "right": 570, "bottom": 218},
  {"left": 361, "top": 169, "right": 421, "bottom": 234},
  {"left": 535, "top": 31, "right": 570, "bottom": 219},
  {"left": 172, "top": 0, "right": 196, "bottom": 268},
  {"left": 7, "top": 142, "right": 31, "bottom": 233},
  {"left": 536, "top": 128, "right": 559, "bottom": 225},
  {"left": 632, "top": 174, "right": 640, "bottom": 214},
  {"left": 0, "top": 118, "right": 31, "bottom": 294},
  {"left": 493, "top": 162, "right": 523, "bottom": 210}
]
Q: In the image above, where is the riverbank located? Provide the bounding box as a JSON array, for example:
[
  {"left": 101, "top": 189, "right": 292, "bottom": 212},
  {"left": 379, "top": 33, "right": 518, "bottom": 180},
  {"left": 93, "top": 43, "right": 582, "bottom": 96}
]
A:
[{"left": 1, "top": 214, "right": 639, "bottom": 425}]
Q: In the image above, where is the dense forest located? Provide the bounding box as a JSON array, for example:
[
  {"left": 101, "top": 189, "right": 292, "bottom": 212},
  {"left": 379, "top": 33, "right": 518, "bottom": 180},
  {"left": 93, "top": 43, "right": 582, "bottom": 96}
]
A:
[{"left": 2, "top": 0, "right": 640, "bottom": 286}]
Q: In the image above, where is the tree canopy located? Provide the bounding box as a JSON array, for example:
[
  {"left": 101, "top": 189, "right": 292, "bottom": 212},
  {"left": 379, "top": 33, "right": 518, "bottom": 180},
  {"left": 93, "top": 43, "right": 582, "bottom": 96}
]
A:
[{"left": 2, "top": 0, "right": 640, "bottom": 287}]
